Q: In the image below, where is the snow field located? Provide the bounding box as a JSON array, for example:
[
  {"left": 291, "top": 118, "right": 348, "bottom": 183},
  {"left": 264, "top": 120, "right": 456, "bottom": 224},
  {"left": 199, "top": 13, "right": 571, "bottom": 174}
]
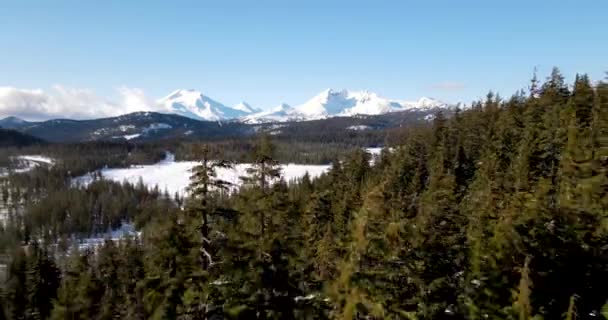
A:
[
  {"left": 16, "top": 155, "right": 54, "bottom": 165},
  {"left": 74, "top": 153, "right": 331, "bottom": 196}
]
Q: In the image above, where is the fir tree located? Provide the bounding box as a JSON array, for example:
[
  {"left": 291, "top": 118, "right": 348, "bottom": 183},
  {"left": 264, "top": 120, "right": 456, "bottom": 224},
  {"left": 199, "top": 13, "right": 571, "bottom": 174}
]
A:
[{"left": 187, "top": 143, "right": 233, "bottom": 270}]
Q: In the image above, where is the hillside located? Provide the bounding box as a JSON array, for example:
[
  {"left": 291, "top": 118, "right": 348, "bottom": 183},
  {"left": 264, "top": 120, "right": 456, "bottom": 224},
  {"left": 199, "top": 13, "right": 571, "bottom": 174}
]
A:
[
  {"left": 3, "top": 112, "right": 254, "bottom": 143},
  {"left": 0, "top": 128, "right": 46, "bottom": 147},
  {"left": 1, "top": 106, "right": 450, "bottom": 144}
]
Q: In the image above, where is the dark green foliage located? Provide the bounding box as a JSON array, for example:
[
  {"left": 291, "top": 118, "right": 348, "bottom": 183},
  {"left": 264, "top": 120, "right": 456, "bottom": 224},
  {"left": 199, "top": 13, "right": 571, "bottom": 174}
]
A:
[
  {"left": 0, "top": 129, "right": 45, "bottom": 148},
  {"left": 23, "top": 244, "right": 61, "bottom": 320},
  {"left": 187, "top": 143, "right": 234, "bottom": 270},
  {"left": 0, "top": 69, "right": 606, "bottom": 319}
]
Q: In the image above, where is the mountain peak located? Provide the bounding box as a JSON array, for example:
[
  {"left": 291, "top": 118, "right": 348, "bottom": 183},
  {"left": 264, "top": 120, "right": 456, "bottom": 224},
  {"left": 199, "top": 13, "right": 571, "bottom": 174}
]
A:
[
  {"left": 158, "top": 89, "right": 256, "bottom": 121},
  {"left": 156, "top": 88, "right": 452, "bottom": 123},
  {"left": 0, "top": 116, "right": 30, "bottom": 129},
  {"left": 319, "top": 88, "right": 351, "bottom": 98},
  {"left": 1, "top": 116, "right": 26, "bottom": 123},
  {"left": 162, "top": 89, "right": 205, "bottom": 104},
  {"left": 233, "top": 101, "right": 260, "bottom": 114},
  {"left": 321, "top": 88, "right": 345, "bottom": 96},
  {"left": 242, "top": 89, "right": 454, "bottom": 123},
  {"left": 417, "top": 96, "right": 439, "bottom": 105},
  {"left": 268, "top": 103, "right": 290, "bottom": 112},
  {"left": 294, "top": 89, "right": 351, "bottom": 117},
  {"left": 399, "top": 96, "right": 446, "bottom": 110}
]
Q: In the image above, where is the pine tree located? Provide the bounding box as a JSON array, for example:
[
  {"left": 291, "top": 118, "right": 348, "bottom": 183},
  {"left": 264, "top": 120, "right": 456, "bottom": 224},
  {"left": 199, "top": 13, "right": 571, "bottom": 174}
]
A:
[
  {"left": 594, "top": 78, "right": 608, "bottom": 213},
  {"left": 5, "top": 248, "right": 27, "bottom": 320},
  {"left": 560, "top": 74, "right": 596, "bottom": 209},
  {"left": 187, "top": 143, "right": 233, "bottom": 270},
  {"left": 142, "top": 212, "right": 196, "bottom": 319},
  {"left": 328, "top": 187, "right": 387, "bottom": 320},
  {"left": 50, "top": 250, "right": 102, "bottom": 320},
  {"left": 24, "top": 243, "right": 61, "bottom": 320},
  {"left": 240, "top": 134, "right": 281, "bottom": 236},
  {"left": 512, "top": 257, "right": 533, "bottom": 320}
]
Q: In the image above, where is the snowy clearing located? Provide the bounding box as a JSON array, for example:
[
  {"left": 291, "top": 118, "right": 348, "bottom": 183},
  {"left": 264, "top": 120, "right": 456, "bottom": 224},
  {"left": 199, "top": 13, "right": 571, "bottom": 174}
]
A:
[
  {"left": 123, "top": 133, "right": 141, "bottom": 140},
  {"left": 74, "top": 153, "right": 330, "bottom": 196},
  {"left": 16, "top": 155, "right": 54, "bottom": 165},
  {"left": 0, "top": 155, "right": 55, "bottom": 177},
  {"left": 76, "top": 223, "right": 139, "bottom": 251},
  {"left": 347, "top": 125, "right": 372, "bottom": 131},
  {"left": 365, "top": 147, "right": 383, "bottom": 156}
]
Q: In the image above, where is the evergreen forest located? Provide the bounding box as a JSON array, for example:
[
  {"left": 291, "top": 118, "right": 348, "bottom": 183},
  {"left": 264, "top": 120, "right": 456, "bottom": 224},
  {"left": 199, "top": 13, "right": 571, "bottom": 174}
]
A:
[{"left": 0, "top": 69, "right": 607, "bottom": 319}]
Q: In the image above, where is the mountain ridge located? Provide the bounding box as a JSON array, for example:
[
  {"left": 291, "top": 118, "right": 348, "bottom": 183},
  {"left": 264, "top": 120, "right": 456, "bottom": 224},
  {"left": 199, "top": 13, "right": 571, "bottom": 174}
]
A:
[
  {"left": 157, "top": 89, "right": 254, "bottom": 121},
  {"left": 0, "top": 88, "right": 455, "bottom": 124},
  {"left": 153, "top": 88, "right": 454, "bottom": 123},
  {"left": 242, "top": 88, "right": 453, "bottom": 123},
  {"left": 0, "top": 128, "right": 46, "bottom": 147},
  {"left": 1, "top": 104, "right": 453, "bottom": 143}
]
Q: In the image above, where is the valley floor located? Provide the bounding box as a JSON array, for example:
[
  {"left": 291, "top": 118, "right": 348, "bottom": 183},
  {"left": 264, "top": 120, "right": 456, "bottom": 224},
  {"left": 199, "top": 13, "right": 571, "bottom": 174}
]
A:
[{"left": 73, "top": 151, "right": 332, "bottom": 196}]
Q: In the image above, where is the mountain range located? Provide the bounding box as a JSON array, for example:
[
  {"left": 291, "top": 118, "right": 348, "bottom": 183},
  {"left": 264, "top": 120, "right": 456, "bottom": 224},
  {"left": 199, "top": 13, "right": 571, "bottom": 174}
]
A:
[
  {"left": 0, "top": 106, "right": 453, "bottom": 144},
  {"left": 158, "top": 89, "right": 262, "bottom": 122},
  {"left": 0, "top": 88, "right": 457, "bottom": 143},
  {"left": 0, "top": 112, "right": 253, "bottom": 143},
  {"left": 158, "top": 88, "right": 453, "bottom": 123}
]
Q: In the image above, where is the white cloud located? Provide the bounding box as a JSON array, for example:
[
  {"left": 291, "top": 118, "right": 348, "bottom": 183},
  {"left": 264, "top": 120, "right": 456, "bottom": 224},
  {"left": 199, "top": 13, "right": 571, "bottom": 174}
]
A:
[
  {"left": 0, "top": 85, "right": 163, "bottom": 121},
  {"left": 117, "top": 87, "right": 158, "bottom": 113}
]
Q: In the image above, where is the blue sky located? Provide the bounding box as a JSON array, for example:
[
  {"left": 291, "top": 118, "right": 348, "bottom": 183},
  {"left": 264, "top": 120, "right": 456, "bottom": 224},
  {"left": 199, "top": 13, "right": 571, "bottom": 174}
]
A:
[{"left": 1, "top": 0, "right": 606, "bottom": 116}]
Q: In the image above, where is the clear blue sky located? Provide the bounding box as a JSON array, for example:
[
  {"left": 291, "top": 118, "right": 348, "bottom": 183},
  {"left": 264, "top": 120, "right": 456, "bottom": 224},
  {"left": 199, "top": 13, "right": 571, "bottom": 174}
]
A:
[{"left": 1, "top": 0, "right": 606, "bottom": 109}]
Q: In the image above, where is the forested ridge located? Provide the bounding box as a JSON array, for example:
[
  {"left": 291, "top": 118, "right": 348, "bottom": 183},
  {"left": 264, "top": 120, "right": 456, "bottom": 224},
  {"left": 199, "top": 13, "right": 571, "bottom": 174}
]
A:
[
  {"left": 0, "top": 69, "right": 607, "bottom": 319},
  {"left": 1, "top": 105, "right": 438, "bottom": 145},
  {"left": 0, "top": 129, "right": 45, "bottom": 149}
]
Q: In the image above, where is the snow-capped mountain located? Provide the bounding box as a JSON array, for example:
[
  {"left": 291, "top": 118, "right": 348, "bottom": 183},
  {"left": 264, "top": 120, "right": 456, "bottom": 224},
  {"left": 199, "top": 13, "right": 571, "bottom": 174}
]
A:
[
  {"left": 241, "top": 103, "right": 295, "bottom": 123},
  {"left": 127, "top": 88, "right": 451, "bottom": 123},
  {"left": 158, "top": 89, "right": 257, "bottom": 121},
  {"left": 2, "top": 88, "right": 455, "bottom": 142},
  {"left": 232, "top": 101, "right": 261, "bottom": 114},
  {"left": 290, "top": 89, "right": 400, "bottom": 118},
  {"left": 242, "top": 89, "right": 451, "bottom": 123},
  {"left": 336, "top": 90, "right": 403, "bottom": 116},
  {"left": 399, "top": 97, "right": 448, "bottom": 110}
]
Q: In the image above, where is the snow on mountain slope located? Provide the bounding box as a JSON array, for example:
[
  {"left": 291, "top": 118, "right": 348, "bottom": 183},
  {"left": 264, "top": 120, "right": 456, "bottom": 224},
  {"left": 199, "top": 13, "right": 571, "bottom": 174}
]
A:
[
  {"left": 399, "top": 97, "right": 448, "bottom": 110},
  {"left": 241, "top": 103, "right": 295, "bottom": 124},
  {"left": 233, "top": 101, "right": 260, "bottom": 114},
  {"left": 158, "top": 89, "right": 254, "bottom": 121},
  {"left": 292, "top": 89, "right": 350, "bottom": 118},
  {"left": 17, "top": 155, "right": 54, "bottom": 165},
  {"left": 242, "top": 89, "right": 451, "bottom": 123},
  {"left": 1, "top": 87, "right": 453, "bottom": 125},
  {"left": 157, "top": 88, "right": 451, "bottom": 124},
  {"left": 339, "top": 90, "right": 403, "bottom": 116},
  {"left": 1, "top": 155, "right": 55, "bottom": 177}
]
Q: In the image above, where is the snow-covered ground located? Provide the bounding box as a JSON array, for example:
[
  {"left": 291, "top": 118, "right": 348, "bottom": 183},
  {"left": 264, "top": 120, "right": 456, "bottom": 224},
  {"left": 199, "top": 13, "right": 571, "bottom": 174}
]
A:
[
  {"left": 123, "top": 133, "right": 141, "bottom": 140},
  {"left": 16, "top": 155, "right": 54, "bottom": 165},
  {"left": 347, "top": 125, "right": 372, "bottom": 131},
  {"left": 365, "top": 147, "right": 383, "bottom": 156},
  {"left": 76, "top": 223, "right": 139, "bottom": 251},
  {"left": 74, "top": 152, "right": 331, "bottom": 196},
  {"left": 0, "top": 155, "right": 55, "bottom": 177}
]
